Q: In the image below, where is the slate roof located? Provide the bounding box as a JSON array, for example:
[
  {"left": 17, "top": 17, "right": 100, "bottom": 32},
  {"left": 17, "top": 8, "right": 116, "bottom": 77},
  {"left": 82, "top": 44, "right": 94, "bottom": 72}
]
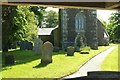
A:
[{"left": 38, "top": 26, "right": 58, "bottom": 35}]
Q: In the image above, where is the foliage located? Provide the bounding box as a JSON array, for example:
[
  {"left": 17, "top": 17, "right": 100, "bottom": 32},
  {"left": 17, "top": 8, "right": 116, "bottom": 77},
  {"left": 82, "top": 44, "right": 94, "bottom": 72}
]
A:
[
  {"left": 2, "top": 46, "right": 110, "bottom": 78},
  {"left": 14, "top": 6, "right": 38, "bottom": 42},
  {"left": 29, "top": 6, "right": 47, "bottom": 27},
  {"left": 101, "top": 20, "right": 107, "bottom": 28},
  {"left": 2, "top": 5, "right": 17, "bottom": 50},
  {"left": 101, "top": 45, "right": 118, "bottom": 71},
  {"left": 2, "top": 5, "right": 40, "bottom": 51},
  {"left": 107, "top": 11, "right": 120, "bottom": 41},
  {"left": 44, "top": 10, "right": 58, "bottom": 28}
]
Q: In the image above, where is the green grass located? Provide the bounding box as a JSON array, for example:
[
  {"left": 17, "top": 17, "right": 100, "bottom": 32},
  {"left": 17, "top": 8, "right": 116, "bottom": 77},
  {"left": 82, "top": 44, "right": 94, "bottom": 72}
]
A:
[
  {"left": 80, "top": 46, "right": 90, "bottom": 52},
  {"left": 2, "top": 46, "right": 110, "bottom": 78},
  {"left": 101, "top": 44, "right": 119, "bottom": 71}
]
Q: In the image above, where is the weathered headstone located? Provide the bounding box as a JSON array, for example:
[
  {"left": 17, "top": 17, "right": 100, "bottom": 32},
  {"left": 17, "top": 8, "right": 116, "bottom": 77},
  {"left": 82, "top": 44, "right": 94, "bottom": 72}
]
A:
[
  {"left": 11, "top": 42, "right": 17, "bottom": 49},
  {"left": 24, "top": 40, "right": 29, "bottom": 49},
  {"left": 5, "top": 53, "right": 14, "bottom": 65},
  {"left": 2, "top": 46, "right": 8, "bottom": 52},
  {"left": 53, "top": 46, "right": 60, "bottom": 52},
  {"left": 20, "top": 40, "right": 33, "bottom": 50},
  {"left": 67, "top": 46, "right": 74, "bottom": 56},
  {"left": 33, "top": 38, "right": 43, "bottom": 55},
  {"left": 41, "top": 41, "right": 53, "bottom": 64},
  {"left": 20, "top": 40, "right": 26, "bottom": 50},
  {"left": 27, "top": 42, "right": 33, "bottom": 50}
]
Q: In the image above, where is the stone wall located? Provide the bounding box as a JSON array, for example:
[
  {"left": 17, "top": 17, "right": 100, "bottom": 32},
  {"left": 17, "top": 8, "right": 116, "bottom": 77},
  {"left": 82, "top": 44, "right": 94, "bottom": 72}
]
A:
[
  {"left": 97, "top": 19, "right": 104, "bottom": 45},
  {"left": 59, "top": 8, "right": 98, "bottom": 50},
  {"left": 0, "top": 22, "right": 1, "bottom": 51}
]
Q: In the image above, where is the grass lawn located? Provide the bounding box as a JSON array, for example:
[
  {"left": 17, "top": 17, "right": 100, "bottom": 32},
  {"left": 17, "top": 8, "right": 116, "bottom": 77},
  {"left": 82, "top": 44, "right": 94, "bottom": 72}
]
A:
[
  {"left": 101, "top": 44, "right": 119, "bottom": 71},
  {"left": 2, "top": 46, "right": 110, "bottom": 78}
]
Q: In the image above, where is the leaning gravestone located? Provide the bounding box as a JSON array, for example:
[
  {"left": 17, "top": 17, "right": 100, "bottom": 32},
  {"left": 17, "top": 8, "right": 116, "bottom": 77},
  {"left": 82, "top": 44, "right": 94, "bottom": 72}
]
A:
[
  {"left": 67, "top": 46, "right": 75, "bottom": 56},
  {"left": 41, "top": 41, "right": 53, "bottom": 64},
  {"left": 33, "top": 38, "right": 43, "bottom": 55}
]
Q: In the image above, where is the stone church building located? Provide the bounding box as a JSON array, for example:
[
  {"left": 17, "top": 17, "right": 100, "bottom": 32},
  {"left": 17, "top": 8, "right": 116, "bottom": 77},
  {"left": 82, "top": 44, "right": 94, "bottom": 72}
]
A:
[{"left": 39, "top": 8, "right": 109, "bottom": 50}]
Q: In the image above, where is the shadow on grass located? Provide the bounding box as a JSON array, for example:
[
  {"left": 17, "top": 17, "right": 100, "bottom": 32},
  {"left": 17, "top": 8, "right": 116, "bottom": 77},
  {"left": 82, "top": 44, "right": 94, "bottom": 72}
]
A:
[
  {"left": 2, "top": 49, "right": 66, "bottom": 70},
  {"left": 2, "top": 66, "right": 12, "bottom": 71},
  {"left": 33, "top": 63, "right": 50, "bottom": 68},
  {"left": 2, "top": 49, "right": 40, "bottom": 67}
]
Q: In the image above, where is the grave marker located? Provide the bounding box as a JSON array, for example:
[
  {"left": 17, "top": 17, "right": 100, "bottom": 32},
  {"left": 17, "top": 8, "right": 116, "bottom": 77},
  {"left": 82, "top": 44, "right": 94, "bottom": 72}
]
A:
[{"left": 41, "top": 41, "right": 53, "bottom": 64}]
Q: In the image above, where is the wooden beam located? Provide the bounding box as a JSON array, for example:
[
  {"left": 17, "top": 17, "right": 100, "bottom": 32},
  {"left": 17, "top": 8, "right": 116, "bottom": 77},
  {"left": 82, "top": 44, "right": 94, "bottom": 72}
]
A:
[
  {"left": 0, "top": 2, "right": 119, "bottom": 10},
  {"left": 106, "top": 2, "right": 120, "bottom": 9}
]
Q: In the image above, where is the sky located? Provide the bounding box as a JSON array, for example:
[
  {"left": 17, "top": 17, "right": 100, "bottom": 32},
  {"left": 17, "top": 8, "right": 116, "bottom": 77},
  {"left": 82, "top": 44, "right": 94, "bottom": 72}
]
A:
[
  {"left": 97, "top": 10, "right": 117, "bottom": 23},
  {"left": 46, "top": 7, "right": 117, "bottom": 23}
]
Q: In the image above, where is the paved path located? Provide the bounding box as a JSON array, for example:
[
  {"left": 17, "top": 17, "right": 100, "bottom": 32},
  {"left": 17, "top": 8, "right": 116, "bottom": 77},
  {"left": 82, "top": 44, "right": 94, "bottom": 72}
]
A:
[{"left": 64, "top": 46, "right": 115, "bottom": 79}]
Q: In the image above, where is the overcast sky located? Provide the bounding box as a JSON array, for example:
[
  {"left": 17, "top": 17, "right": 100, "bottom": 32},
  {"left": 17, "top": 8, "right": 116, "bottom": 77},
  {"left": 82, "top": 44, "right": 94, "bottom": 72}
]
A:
[
  {"left": 46, "top": 7, "right": 117, "bottom": 23},
  {"left": 97, "top": 10, "right": 117, "bottom": 23}
]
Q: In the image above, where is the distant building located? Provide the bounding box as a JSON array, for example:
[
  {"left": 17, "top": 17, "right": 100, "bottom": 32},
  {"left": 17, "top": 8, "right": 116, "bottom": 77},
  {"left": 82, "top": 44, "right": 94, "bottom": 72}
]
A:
[
  {"left": 38, "top": 8, "right": 109, "bottom": 50},
  {"left": 38, "top": 26, "right": 60, "bottom": 47}
]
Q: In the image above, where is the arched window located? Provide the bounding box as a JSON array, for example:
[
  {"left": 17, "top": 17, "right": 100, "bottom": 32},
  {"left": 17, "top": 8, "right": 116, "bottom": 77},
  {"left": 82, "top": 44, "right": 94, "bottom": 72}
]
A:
[{"left": 75, "top": 12, "right": 86, "bottom": 32}]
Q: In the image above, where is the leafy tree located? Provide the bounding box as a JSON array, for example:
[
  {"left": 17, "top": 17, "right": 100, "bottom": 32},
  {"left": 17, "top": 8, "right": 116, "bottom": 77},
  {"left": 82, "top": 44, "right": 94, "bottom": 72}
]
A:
[
  {"left": 107, "top": 11, "right": 120, "bottom": 41},
  {"left": 2, "top": 5, "right": 17, "bottom": 51},
  {"left": 101, "top": 20, "right": 107, "bottom": 28},
  {"left": 2, "top": 5, "right": 39, "bottom": 51},
  {"left": 14, "top": 6, "right": 38, "bottom": 42},
  {"left": 45, "top": 10, "right": 58, "bottom": 28},
  {"left": 30, "top": 6, "right": 47, "bottom": 27}
]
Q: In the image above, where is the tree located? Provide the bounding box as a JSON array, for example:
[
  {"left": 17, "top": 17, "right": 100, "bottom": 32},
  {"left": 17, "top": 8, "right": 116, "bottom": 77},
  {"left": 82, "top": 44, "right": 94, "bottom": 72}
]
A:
[
  {"left": 14, "top": 6, "right": 38, "bottom": 42},
  {"left": 2, "top": 5, "right": 17, "bottom": 51},
  {"left": 45, "top": 10, "right": 58, "bottom": 28},
  {"left": 30, "top": 6, "right": 47, "bottom": 27},
  {"left": 101, "top": 20, "right": 107, "bottom": 28},
  {"left": 2, "top": 5, "right": 39, "bottom": 51},
  {"left": 107, "top": 11, "right": 120, "bottom": 41}
]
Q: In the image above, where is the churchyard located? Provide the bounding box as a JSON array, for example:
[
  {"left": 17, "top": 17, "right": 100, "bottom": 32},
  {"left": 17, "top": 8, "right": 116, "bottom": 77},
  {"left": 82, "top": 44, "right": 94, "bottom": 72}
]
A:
[
  {"left": 1, "top": 5, "right": 119, "bottom": 79},
  {"left": 2, "top": 44, "right": 111, "bottom": 78}
]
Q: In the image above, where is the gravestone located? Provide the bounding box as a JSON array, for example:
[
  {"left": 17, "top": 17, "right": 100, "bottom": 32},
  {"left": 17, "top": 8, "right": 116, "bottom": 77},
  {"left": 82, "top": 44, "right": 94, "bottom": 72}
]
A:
[
  {"left": 11, "top": 42, "right": 17, "bottom": 49},
  {"left": 2, "top": 46, "right": 8, "bottom": 52},
  {"left": 41, "top": 41, "right": 53, "bottom": 64},
  {"left": 5, "top": 53, "right": 14, "bottom": 65},
  {"left": 53, "top": 46, "right": 60, "bottom": 52},
  {"left": 67, "top": 46, "right": 74, "bottom": 56},
  {"left": 20, "top": 40, "right": 26, "bottom": 50},
  {"left": 20, "top": 40, "right": 33, "bottom": 50},
  {"left": 33, "top": 38, "right": 43, "bottom": 55},
  {"left": 27, "top": 42, "right": 33, "bottom": 50},
  {"left": 24, "top": 40, "right": 29, "bottom": 49}
]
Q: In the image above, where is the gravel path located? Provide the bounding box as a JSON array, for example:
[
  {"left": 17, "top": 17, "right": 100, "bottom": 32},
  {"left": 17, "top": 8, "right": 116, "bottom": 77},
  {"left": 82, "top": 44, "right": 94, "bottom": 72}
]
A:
[{"left": 64, "top": 46, "right": 115, "bottom": 79}]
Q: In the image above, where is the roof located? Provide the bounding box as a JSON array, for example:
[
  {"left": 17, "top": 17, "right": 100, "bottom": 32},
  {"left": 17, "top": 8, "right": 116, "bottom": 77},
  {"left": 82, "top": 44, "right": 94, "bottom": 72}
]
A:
[{"left": 38, "top": 26, "right": 58, "bottom": 35}]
